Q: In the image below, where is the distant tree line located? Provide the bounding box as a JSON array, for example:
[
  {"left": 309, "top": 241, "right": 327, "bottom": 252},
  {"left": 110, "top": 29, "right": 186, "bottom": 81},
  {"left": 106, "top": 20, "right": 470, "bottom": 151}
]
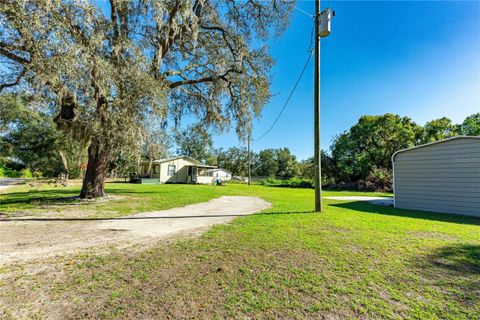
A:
[
  {"left": 327, "top": 113, "right": 479, "bottom": 190},
  {"left": 1, "top": 91, "right": 478, "bottom": 192},
  {"left": 176, "top": 112, "right": 480, "bottom": 191}
]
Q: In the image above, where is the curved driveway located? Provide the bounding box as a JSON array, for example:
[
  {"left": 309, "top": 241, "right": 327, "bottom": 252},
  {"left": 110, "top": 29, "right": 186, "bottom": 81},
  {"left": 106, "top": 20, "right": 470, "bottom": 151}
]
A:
[{"left": 0, "top": 196, "right": 271, "bottom": 264}]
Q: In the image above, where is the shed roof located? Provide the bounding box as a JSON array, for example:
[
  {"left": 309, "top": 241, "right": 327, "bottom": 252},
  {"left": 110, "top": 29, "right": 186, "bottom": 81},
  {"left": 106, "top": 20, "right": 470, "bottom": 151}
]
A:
[
  {"left": 152, "top": 156, "right": 203, "bottom": 165},
  {"left": 391, "top": 136, "right": 480, "bottom": 162}
]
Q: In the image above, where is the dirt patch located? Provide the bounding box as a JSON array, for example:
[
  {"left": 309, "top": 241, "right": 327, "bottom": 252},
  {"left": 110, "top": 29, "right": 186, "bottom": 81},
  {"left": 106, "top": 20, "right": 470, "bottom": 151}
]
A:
[
  {"left": 0, "top": 195, "right": 126, "bottom": 219},
  {"left": 0, "top": 246, "right": 320, "bottom": 319},
  {"left": 0, "top": 196, "right": 271, "bottom": 265},
  {"left": 0, "top": 211, "right": 30, "bottom": 218},
  {"left": 409, "top": 231, "right": 458, "bottom": 241}
]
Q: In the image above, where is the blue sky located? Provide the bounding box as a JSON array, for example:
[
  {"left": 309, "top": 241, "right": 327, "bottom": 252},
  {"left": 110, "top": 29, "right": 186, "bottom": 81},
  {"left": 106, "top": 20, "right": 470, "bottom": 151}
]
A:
[
  {"left": 94, "top": 0, "right": 479, "bottom": 159},
  {"left": 213, "top": 1, "right": 480, "bottom": 160}
]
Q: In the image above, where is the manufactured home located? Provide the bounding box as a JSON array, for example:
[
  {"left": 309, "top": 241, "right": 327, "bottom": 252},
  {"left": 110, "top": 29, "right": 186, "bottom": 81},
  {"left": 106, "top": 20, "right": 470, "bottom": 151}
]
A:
[
  {"left": 211, "top": 168, "right": 232, "bottom": 181},
  {"left": 132, "top": 156, "right": 218, "bottom": 184},
  {"left": 392, "top": 136, "right": 480, "bottom": 217}
]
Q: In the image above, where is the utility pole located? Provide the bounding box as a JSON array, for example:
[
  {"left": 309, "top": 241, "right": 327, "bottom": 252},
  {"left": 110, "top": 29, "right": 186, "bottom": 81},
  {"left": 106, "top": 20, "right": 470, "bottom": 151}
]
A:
[
  {"left": 314, "top": 0, "right": 322, "bottom": 212},
  {"left": 247, "top": 132, "right": 251, "bottom": 186},
  {"left": 313, "top": 2, "right": 333, "bottom": 212}
]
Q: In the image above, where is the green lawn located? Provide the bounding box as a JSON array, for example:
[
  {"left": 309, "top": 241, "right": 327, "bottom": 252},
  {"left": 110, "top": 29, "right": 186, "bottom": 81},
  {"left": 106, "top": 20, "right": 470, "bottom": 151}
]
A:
[
  {"left": 0, "top": 183, "right": 479, "bottom": 319},
  {"left": 0, "top": 181, "right": 391, "bottom": 218}
]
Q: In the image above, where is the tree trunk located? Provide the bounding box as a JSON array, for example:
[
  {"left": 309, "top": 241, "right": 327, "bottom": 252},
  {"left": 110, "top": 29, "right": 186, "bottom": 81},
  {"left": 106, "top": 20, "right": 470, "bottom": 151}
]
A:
[
  {"left": 58, "top": 150, "right": 69, "bottom": 180},
  {"left": 80, "top": 142, "right": 111, "bottom": 199},
  {"left": 147, "top": 159, "right": 153, "bottom": 177}
]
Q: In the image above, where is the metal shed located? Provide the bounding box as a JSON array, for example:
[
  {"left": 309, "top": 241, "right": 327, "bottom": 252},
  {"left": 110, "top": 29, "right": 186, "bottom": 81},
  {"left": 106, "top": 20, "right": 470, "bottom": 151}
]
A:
[{"left": 392, "top": 136, "right": 480, "bottom": 217}]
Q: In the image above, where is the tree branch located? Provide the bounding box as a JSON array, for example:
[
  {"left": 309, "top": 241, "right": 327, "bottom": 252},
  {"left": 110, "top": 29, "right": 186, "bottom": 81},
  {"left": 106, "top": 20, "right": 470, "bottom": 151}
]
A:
[
  {"left": 200, "top": 25, "right": 237, "bottom": 60},
  {"left": 152, "top": 0, "right": 204, "bottom": 76},
  {"left": 0, "top": 67, "right": 26, "bottom": 92},
  {"left": 168, "top": 68, "right": 242, "bottom": 89},
  {"left": 0, "top": 47, "right": 29, "bottom": 64}
]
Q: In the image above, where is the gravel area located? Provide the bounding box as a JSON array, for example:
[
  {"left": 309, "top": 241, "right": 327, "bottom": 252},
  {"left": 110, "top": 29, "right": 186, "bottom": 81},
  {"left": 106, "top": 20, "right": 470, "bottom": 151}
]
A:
[{"left": 0, "top": 196, "right": 271, "bottom": 264}]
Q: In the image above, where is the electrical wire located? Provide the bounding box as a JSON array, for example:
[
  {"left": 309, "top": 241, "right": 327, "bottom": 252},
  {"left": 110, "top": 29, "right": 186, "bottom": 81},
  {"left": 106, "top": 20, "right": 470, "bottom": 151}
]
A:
[
  {"left": 294, "top": 5, "right": 314, "bottom": 18},
  {"left": 253, "top": 47, "right": 314, "bottom": 142}
]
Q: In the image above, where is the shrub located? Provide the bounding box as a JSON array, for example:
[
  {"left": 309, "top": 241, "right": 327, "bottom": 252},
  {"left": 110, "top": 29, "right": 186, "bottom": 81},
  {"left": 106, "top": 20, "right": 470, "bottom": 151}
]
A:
[
  {"left": 365, "top": 168, "right": 392, "bottom": 192},
  {"left": 283, "top": 178, "right": 314, "bottom": 188},
  {"left": 20, "top": 168, "right": 33, "bottom": 178},
  {"left": 259, "top": 177, "right": 314, "bottom": 189},
  {"left": 3, "top": 167, "right": 21, "bottom": 178},
  {"left": 33, "top": 170, "right": 43, "bottom": 179},
  {"left": 0, "top": 160, "right": 25, "bottom": 178},
  {"left": 325, "top": 168, "right": 392, "bottom": 193},
  {"left": 259, "top": 177, "right": 283, "bottom": 186}
]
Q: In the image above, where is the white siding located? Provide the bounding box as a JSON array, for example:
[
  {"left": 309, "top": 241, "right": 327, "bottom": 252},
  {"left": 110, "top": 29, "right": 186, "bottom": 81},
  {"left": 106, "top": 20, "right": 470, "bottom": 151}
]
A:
[
  {"left": 196, "top": 176, "right": 214, "bottom": 184},
  {"left": 214, "top": 169, "right": 231, "bottom": 180},
  {"left": 393, "top": 137, "right": 480, "bottom": 217},
  {"left": 159, "top": 158, "right": 193, "bottom": 183}
]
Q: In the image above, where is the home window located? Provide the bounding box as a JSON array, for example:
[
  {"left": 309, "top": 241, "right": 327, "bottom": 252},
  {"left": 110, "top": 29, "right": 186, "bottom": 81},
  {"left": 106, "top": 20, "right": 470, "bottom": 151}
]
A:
[
  {"left": 188, "top": 166, "right": 197, "bottom": 176},
  {"left": 167, "top": 165, "right": 176, "bottom": 176},
  {"left": 153, "top": 165, "right": 159, "bottom": 174}
]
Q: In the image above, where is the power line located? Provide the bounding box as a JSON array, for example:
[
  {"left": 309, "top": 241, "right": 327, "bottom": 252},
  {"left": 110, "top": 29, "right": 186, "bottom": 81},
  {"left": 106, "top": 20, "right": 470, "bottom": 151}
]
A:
[
  {"left": 253, "top": 48, "right": 314, "bottom": 142},
  {"left": 295, "top": 5, "right": 314, "bottom": 18}
]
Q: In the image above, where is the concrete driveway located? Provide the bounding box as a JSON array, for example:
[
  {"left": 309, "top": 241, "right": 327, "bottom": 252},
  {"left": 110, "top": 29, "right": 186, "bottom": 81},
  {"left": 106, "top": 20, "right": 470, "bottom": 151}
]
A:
[
  {"left": 0, "top": 196, "right": 271, "bottom": 264},
  {"left": 324, "top": 196, "right": 394, "bottom": 206},
  {"left": 0, "top": 178, "right": 31, "bottom": 192},
  {"left": 97, "top": 196, "right": 270, "bottom": 237}
]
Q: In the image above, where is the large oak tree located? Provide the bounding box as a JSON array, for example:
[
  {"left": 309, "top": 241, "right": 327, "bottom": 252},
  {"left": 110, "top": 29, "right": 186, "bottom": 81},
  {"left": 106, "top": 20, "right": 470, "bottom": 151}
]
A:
[
  {"left": 331, "top": 113, "right": 422, "bottom": 181},
  {"left": 0, "top": 0, "right": 294, "bottom": 198}
]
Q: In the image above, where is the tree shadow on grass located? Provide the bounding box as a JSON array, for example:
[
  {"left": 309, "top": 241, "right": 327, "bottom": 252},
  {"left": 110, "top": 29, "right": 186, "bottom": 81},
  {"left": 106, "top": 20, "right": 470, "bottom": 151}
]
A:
[
  {"left": 330, "top": 201, "right": 480, "bottom": 226},
  {"left": 412, "top": 244, "right": 480, "bottom": 307},
  {"left": 104, "top": 189, "right": 171, "bottom": 195},
  {"left": 0, "top": 187, "right": 142, "bottom": 204},
  {"left": 425, "top": 244, "right": 480, "bottom": 275},
  {"left": 257, "top": 211, "right": 315, "bottom": 215},
  {"left": 0, "top": 187, "right": 133, "bottom": 208},
  {"left": 0, "top": 189, "right": 79, "bottom": 206}
]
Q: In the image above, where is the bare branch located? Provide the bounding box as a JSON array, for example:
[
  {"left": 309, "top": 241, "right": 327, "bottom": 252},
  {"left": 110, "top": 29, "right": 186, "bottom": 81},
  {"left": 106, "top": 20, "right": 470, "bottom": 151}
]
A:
[
  {"left": 0, "top": 47, "right": 29, "bottom": 64},
  {"left": 0, "top": 67, "right": 26, "bottom": 92},
  {"left": 168, "top": 68, "right": 242, "bottom": 89},
  {"left": 200, "top": 25, "right": 238, "bottom": 60}
]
